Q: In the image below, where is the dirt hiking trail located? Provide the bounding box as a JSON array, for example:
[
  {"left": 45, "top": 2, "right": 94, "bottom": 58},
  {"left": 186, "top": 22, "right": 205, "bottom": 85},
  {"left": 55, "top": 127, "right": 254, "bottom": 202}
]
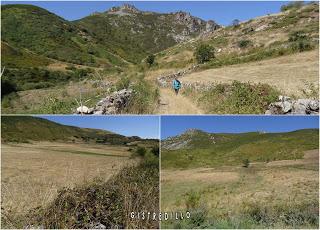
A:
[{"left": 157, "top": 88, "right": 203, "bottom": 114}]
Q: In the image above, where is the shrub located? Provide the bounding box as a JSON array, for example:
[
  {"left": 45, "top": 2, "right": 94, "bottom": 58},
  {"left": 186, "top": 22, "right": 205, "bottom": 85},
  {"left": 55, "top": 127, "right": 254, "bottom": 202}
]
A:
[
  {"left": 197, "top": 81, "right": 280, "bottom": 114},
  {"left": 194, "top": 44, "right": 215, "bottom": 64},
  {"left": 151, "top": 146, "right": 159, "bottom": 157},
  {"left": 185, "top": 190, "right": 201, "bottom": 210},
  {"left": 136, "top": 146, "right": 147, "bottom": 157},
  {"left": 126, "top": 79, "right": 159, "bottom": 114},
  {"left": 146, "top": 54, "right": 155, "bottom": 66},
  {"left": 27, "top": 160, "right": 159, "bottom": 229},
  {"left": 1, "top": 78, "right": 17, "bottom": 96},
  {"left": 288, "top": 31, "right": 307, "bottom": 42},
  {"left": 281, "top": 1, "right": 304, "bottom": 12},
  {"left": 238, "top": 40, "right": 252, "bottom": 49},
  {"left": 242, "top": 158, "right": 250, "bottom": 168}
]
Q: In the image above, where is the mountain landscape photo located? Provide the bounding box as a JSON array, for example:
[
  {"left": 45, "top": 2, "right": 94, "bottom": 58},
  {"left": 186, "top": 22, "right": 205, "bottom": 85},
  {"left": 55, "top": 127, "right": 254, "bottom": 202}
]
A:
[
  {"left": 1, "top": 116, "right": 160, "bottom": 229},
  {"left": 160, "top": 116, "right": 319, "bottom": 229},
  {"left": 1, "top": 1, "right": 319, "bottom": 114}
]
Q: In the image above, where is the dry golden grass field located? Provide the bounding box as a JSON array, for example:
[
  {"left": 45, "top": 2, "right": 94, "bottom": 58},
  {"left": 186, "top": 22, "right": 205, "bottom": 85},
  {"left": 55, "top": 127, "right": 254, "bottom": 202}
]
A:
[
  {"left": 161, "top": 149, "right": 319, "bottom": 229},
  {"left": 182, "top": 50, "right": 319, "bottom": 97},
  {"left": 1, "top": 142, "right": 136, "bottom": 226}
]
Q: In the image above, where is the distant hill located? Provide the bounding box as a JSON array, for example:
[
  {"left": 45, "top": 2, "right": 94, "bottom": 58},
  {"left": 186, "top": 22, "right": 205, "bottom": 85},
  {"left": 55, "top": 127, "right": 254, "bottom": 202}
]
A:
[
  {"left": 162, "top": 128, "right": 319, "bottom": 168},
  {"left": 1, "top": 116, "right": 143, "bottom": 144},
  {"left": 1, "top": 3, "right": 219, "bottom": 67}
]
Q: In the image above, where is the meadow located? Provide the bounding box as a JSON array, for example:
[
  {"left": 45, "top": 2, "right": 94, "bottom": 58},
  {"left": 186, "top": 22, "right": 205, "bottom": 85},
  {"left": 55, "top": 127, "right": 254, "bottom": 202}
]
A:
[
  {"left": 2, "top": 141, "right": 159, "bottom": 229},
  {"left": 161, "top": 149, "right": 319, "bottom": 229}
]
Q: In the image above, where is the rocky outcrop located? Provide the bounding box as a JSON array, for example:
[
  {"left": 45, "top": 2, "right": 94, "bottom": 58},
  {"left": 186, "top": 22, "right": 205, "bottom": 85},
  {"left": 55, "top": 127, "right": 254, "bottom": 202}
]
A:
[
  {"left": 174, "top": 11, "right": 220, "bottom": 34},
  {"left": 76, "top": 89, "right": 133, "bottom": 115},
  {"left": 265, "top": 96, "right": 319, "bottom": 115},
  {"left": 205, "top": 20, "right": 220, "bottom": 33},
  {"left": 108, "top": 4, "right": 140, "bottom": 14}
]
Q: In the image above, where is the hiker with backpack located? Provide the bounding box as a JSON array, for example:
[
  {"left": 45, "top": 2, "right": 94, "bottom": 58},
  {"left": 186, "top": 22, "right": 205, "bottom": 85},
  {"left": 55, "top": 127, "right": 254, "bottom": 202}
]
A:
[{"left": 172, "top": 78, "right": 181, "bottom": 95}]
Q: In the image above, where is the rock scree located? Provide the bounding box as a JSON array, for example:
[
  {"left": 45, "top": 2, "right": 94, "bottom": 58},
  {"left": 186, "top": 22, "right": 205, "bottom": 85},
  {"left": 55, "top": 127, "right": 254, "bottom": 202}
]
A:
[{"left": 265, "top": 96, "right": 319, "bottom": 115}]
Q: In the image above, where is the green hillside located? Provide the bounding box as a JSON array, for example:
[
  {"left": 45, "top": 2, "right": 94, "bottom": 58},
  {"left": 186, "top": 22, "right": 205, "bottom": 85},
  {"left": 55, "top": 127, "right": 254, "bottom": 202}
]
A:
[
  {"left": 1, "top": 116, "right": 142, "bottom": 144},
  {"left": 161, "top": 129, "right": 319, "bottom": 169},
  {"left": 155, "top": 2, "right": 319, "bottom": 70},
  {"left": 1, "top": 4, "right": 97, "bottom": 66},
  {"left": 76, "top": 10, "right": 205, "bottom": 64}
]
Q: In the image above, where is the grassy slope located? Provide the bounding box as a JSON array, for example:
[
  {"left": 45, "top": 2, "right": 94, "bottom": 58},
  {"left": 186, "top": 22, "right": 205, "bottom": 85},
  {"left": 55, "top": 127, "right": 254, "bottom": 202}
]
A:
[
  {"left": 75, "top": 12, "right": 190, "bottom": 64},
  {"left": 154, "top": 2, "right": 319, "bottom": 70},
  {"left": 162, "top": 129, "right": 319, "bottom": 169},
  {"left": 0, "top": 116, "right": 139, "bottom": 144}
]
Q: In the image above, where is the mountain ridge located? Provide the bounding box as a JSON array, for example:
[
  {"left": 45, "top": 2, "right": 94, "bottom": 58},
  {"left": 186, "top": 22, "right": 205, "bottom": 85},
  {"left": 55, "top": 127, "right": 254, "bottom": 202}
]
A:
[{"left": 1, "top": 116, "right": 149, "bottom": 144}]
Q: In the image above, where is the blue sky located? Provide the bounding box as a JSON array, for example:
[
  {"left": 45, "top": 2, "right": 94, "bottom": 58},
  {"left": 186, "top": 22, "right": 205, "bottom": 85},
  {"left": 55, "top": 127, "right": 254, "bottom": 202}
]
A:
[
  {"left": 161, "top": 116, "right": 319, "bottom": 139},
  {"left": 38, "top": 115, "right": 159, "bottom": 139},
  {"left": 2, "top": 1, "right": 292, "bottom": 25}
]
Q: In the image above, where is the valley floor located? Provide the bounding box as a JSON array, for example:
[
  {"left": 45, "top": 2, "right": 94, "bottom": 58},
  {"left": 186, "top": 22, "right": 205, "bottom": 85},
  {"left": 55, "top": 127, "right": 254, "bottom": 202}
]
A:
[
  {"left": 161, "top": 149, "right": 319, "bottom": 229},
  {"left": 1, "top": 142, "right": 136, "bottom": 227}
]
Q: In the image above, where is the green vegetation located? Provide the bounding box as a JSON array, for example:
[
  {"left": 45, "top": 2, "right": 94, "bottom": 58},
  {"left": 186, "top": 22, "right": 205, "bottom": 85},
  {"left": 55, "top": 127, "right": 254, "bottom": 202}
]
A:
[
  {"left": 237, "top": 39, "right": 252, "bottom": 49},
  {"left": 2, "top": 67, "right": 93, "bottom": 91},
  {"left": 194, "top": 44, "right": 215, "bottom": 64},
  {"left": 281, "top": 1, "right": 305, "bottom": 12},
  {"left": 125, "top": 77, "right": 159, "bottom": 114},
  {"left": 1, "top": 42, "right": 51, "bottom": 68},
  {"left": 184, "top": 81, "right": 279, "bottom": 114},
  {"left": 0, "top": 116, "right": 142, "bottom": 145},
  {"left": 162, "top": 127, "right": 319, "bottom": 229},
  {"left": 146, "top": 54, "right": 155, "bottom": 66},
  {"left": 161, "top": 129, "right": 319, "bottom": 169},
  {"left": 242, "top": 158, "right": 250, "bottom": 168},
  {"left": 1, "top": 4, "right": 98, "bottom": 66}
]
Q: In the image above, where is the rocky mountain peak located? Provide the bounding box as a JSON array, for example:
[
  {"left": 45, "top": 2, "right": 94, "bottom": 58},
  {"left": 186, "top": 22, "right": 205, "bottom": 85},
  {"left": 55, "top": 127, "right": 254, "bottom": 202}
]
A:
[
  {"left": 183, "top": 128, "right": 206, "bottom": 135},
  {"left": 107, "top": 4, "right": 140, "bottom": 14}
]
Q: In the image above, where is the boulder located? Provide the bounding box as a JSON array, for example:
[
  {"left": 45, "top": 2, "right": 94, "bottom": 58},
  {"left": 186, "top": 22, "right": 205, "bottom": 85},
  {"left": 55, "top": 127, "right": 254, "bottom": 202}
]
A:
[
  {"left": 76, "top": 106, "right": 91, "bottom": 114},
  {"left": 266, "top": 96, "right": 319, "bottom": 115}
]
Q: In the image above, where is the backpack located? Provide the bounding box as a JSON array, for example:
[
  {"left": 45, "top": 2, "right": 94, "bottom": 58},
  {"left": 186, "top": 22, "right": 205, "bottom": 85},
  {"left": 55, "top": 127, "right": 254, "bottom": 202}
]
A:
[{"left": 173, "top": 79, "right": 181, "bottom": 89}]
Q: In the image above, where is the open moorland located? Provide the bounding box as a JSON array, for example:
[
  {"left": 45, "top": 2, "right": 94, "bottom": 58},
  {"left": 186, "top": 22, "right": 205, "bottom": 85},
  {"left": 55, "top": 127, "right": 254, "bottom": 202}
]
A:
[
  {"left": 1, "top": 116, "right": 159, "bottom": 229},
  {"left": 1, "top": 2, "right": 319, "bottom": 114},
  {"left": 161, "top": 129, "right": 319, "bottom": 229}
]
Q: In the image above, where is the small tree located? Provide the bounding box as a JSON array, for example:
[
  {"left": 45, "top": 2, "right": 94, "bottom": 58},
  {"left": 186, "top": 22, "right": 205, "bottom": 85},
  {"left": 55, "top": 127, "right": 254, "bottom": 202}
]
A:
[
  {"left": 238, "top": 39, "right": 251, "bottom": 49},
  {"left": 146, "top": 54, "right": 155, "bottom": 66},
  {"left": 151, "top": 146, "right": 159, "bottom": 157},
  {"left": 242, "top": 158, "right": 250, "bottom": 168},
  {"left": 136, "top": 146, "right": 147, "bottom": 157},
  {"left": 281, "top": 1, "right": 304, "bottom": 12},
  {"left": 194, "top": 44, "right": 215, "bottom": 64}
]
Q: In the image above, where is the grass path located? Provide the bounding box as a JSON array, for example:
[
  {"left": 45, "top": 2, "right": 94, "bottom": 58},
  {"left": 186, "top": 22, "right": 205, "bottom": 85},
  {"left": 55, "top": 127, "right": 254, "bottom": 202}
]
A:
[{"left": 157, "top": 88, "right": 203, "bottom": 114}]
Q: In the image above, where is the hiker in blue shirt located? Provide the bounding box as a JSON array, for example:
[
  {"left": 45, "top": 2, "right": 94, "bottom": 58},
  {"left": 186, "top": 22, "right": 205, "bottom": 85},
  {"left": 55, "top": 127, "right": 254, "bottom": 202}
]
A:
[{"left": 172, "top": 78, "right": 181, "bottom": 95}]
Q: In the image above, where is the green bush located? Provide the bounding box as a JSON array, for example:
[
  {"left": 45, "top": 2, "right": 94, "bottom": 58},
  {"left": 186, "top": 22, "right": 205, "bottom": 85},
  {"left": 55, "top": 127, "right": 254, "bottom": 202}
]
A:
[
  {"left": 281, "top": 1, "right": 304, "bottom": 12},
  {"left": 242, "top": 158, "right": 250, "bottom": 168},
  {"left": 2, "top": 67, "right": 93, "bottom": 92},
  {"left": 196, "top": 81, "right": 280, "bottom": 114},
  {"left": 146, "top": 54, "right": 155, "bottom": 66},
  {"left": 1, "top": 78, "right": 17, "bottom": 96},
  {"left": 136, "top": 146, "right": 147, "bottom": 157},
  {"left": 194, "top": 44, "right": 215, "bottom": 64},
  {"left": 238, "top": 40, "right": 252, "bottom": 49}
]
